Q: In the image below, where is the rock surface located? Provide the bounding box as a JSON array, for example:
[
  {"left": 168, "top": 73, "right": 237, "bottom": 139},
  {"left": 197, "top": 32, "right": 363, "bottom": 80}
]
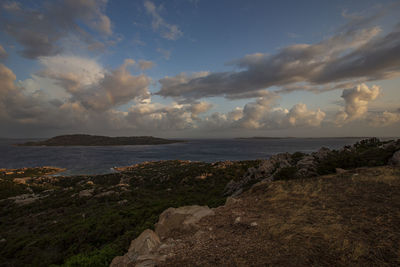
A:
[
  {"left": 389, "top": 150, "right": 400, "bottom": 166},
  {"left": 110, "top": 205, "right": 215, "bottom": 266},
  {"left": 110, "top": 230, "right": 162, "bottom": 267},
  {"left": 224, "top": 151, "right": 324, "bottom": 196},
  {"left": 78, "top": 189, "right": 94, "bottom": 198},
  {"left": 155, "top": 205, "right": 215, "bottom": 239},
  {"left": 159, "top": 166, "right": 400, "bottom": 266}
]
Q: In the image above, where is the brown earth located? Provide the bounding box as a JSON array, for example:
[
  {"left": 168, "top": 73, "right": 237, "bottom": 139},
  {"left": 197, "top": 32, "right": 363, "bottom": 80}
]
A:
[{"left": 158, "top": 166, "right": 400, "bottom": 266}]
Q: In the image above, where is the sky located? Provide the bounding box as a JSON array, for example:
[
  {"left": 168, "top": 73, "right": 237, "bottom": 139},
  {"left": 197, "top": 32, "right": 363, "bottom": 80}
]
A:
[{"left": 0, "top": 0, "right": 399, "bottom": 138}]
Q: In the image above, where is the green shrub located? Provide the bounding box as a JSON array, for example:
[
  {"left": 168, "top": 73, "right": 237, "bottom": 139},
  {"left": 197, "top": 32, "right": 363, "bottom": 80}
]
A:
[
  {"left": 61, "top": 245, "right": 119, "bottom": 267},
  {"left": 274, "top": 166, "right": 298, "bottom": 181}
]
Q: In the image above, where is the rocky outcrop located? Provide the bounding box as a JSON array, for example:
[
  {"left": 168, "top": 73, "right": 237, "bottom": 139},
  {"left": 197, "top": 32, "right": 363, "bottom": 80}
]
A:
[
  {"left": 295, "top": 155, "right": 317, "bottom": 177},
  {"left": 389, "top": 150, "right": 400, "bottom": 166},
  {"left": 110, "top": 205, "right": 215, "bottom": 267},
  {"left": 225, "top": 139, "right": 400, "bottom": 197},
  {"left": 110, "top": 229, "right": 162, "bottom": 267},
  {"left": 224, "top": 153, "right": 293, "bottom": 196},
  {"left": 7, "top": 193, "right": 40, "bottom": 205},
  {"left": 155, "top": 205, "right": 215, "bottom": 239},
  {"left": 78, "top": 189, "right": 94, "bottom": 198},
  {"left": 223, "top": 150, "right": 324, "bottom": 196}
]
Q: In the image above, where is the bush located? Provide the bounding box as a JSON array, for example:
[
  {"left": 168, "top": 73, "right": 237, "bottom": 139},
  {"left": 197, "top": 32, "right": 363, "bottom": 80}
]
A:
[
  {"left": 61, "top": 245, "right": 119, "bottom": 267},
  {"left": 274, "top": 166, "right": 298, "bottom": 181}
]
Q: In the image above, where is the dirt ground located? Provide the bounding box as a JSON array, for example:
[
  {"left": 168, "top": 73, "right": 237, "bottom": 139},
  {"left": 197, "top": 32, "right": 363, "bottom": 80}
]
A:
[{"left": 160, "top": 166, "right": 400, "bottom": 266}]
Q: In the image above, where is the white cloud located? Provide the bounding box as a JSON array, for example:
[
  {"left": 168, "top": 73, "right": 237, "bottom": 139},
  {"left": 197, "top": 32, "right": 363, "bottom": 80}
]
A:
[
  {"left": 72, "top": 59, "right": 151, "bottom": 111},
  {"left": 198, "top": 94, "right": 325, "bottom": 131},
  {"left": 38, "top": 55, "right": 105, "bottom": 93},
  {"left": 335, "top": 83, "right": 380, "bottom": 125}
]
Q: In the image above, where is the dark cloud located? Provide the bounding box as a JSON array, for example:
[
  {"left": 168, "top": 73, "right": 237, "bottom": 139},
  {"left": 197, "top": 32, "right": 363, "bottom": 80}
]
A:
[
  {"left": 157, "top": 24, "right": 400, "bottom": 101},
  {"left": 1, "top": 0, "right": 112, "bottom": 59}
]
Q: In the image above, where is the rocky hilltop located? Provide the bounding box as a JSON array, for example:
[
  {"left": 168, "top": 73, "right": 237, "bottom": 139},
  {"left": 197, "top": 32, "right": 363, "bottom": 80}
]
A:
[
  {"left": 111, "top": 138, "right": 400, "bottom": 266},
  {"left": 16, "top": 134, "right": 183, "bottom": 146},
  {"left": 112, "top": 165, "right": 400, "bottom": 266}
]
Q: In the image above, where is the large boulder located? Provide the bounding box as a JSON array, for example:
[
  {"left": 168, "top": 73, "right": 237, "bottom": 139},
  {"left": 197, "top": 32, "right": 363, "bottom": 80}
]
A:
[
  {"left": 110, "top": 205, "right": 214, "bottom": 266},
  {"left": 78, "top": 189, "right": 94, "bottom": 198},
  {"left": 110, "top": 229, "right": 161, "bottom": 267},
  {"left": 296, "top": 155, "right": 317, "bottom": 177},
  {"left": 312, "top": 147, "right": 331, "bottom": 161},
  {"left": 389, "top": 150, "right": 400, "bottom": 166},
  {"left": 155, "top": 205, "right": 215, "bottom": 240}
]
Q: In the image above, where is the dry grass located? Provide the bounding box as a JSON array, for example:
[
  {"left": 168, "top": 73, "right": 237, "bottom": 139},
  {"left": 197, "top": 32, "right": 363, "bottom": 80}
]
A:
[{"left": 161, "top": 166, "right": 400, "bottom": 266}]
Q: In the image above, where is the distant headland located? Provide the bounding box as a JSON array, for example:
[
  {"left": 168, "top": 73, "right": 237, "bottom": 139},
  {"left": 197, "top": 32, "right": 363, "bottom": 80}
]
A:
[
  {"left": 236, "top": 136, "right": 371, "bottom": 139},
  {"left": 16, "top": 134, "right": 183, "bottom": 146}
]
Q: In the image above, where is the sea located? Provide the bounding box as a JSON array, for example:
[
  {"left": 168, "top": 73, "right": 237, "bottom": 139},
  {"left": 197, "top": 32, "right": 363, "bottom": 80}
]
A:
[{"left": 0, "top": 137, "right": 384, "bottom": 176}]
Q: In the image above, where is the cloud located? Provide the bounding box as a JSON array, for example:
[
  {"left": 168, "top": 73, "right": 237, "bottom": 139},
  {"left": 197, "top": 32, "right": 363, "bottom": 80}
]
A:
[
  {"left": 231, "top": 94, "right": 325, "bottom": 129},
  {"left": 144, "top": 0, "right": 183, "bottom": 40},
  {"left": 35, "top": 56, "right": 152, "bottom": 111},
  {"left": 0, "top": 63, "right": 65, "bottom": 126},
  {"left": 335, "top": 83, "right": 380, "bottom": 125},
  {"left": 75, "top": 59, "right": 151, "bottom": 111},
  {"left": 157, "top": 48, "right": 171, "bottom": 60},
  {"left": 2, "top": 1, "right": 21, "bottom": 11},
  {"left": 159, "top": 71, "right": 210, "bottom": 97},
  {"left": 0, "top": 44, "right": 7, "bottom": 60},
  {"left": 157, "top": 23, "right": 400, "bottom": 101},
  {"left": 189, "top": 101, "right": 213, "bottom": 120},
  {"left": 0, "top": 61, "right": 152, "bottom": 134},
  {"left": 137, "top": 60, "right": 155, "bottom": 71},
  {"left": 367, "top": 111, "right": 400, "bottom": 127},
  {"left": 286, "top": 103, "right": 326, "bottom": 127},
  {"left": 46, "top": 58, "right": 151, "bottom": 111},
  {"left": 1, "top": 0, "right": 113, "bottom": 59},
  {"left": 0, "top": 63, "right": 16, "bottom": 97},
  {"left": 37, "top": 55, "right": 105, "bottom": 94}
]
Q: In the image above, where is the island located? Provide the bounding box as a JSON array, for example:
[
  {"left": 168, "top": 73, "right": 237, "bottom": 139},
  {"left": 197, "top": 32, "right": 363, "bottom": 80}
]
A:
[{"left": 16, "top": 134, "right": 183, "bottom": 146}]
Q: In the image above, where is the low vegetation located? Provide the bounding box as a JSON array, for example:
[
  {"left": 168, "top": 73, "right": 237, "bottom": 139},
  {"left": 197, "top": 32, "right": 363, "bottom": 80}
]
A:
[
  {"left": 316, "top": 138, "right": 398, "bottom": 174},
  {"left": 0, "top": 160, "right": 259, "bottom": 266}
]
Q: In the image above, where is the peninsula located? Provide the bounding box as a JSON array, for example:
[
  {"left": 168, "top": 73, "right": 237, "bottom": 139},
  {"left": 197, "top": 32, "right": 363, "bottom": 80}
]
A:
[{"left": 16, "top": 134, "right": 183, "bottom": 146}]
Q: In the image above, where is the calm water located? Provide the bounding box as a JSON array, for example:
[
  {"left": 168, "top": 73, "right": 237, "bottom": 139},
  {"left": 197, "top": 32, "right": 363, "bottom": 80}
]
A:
[{"left": 0, "top": 138, "right": 368, "bottom": 175}]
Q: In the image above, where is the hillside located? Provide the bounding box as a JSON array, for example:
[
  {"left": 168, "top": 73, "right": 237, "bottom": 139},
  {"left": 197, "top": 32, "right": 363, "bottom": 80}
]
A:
[
  {"left": 16, "top": 134, "right": 182, "bottom": 146},
  {"left": 121, "top": 166, "right": 400, "bottom": 266},
  {"left": 0, "top": 160, "right": 258, "bottom": 266},
  {"left": 111, "top": 138, "right": 400, "bottom": 266}
]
